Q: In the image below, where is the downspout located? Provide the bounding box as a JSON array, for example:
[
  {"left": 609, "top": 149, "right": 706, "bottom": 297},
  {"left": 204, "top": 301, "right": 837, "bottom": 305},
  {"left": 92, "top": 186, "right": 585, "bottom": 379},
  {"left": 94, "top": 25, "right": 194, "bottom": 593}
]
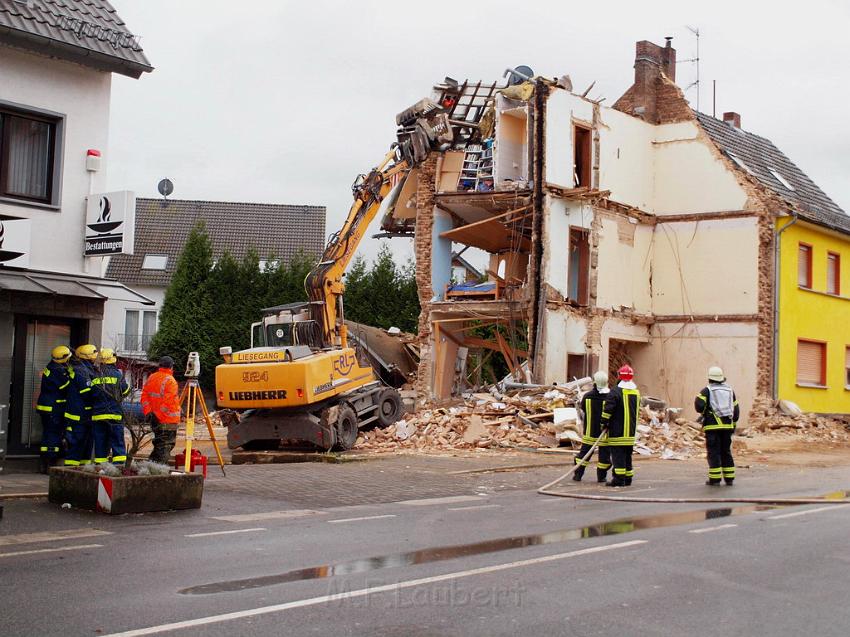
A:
[{"left": 773, "top": 211, "right": 798, "bottom": 400}]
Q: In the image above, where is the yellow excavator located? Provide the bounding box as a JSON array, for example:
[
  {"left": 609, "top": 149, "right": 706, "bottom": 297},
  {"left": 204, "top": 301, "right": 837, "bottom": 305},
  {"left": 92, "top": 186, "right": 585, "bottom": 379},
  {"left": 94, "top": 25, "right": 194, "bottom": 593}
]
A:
[{"left": 215, "top": 97, "right": 454, "bottom": 451}]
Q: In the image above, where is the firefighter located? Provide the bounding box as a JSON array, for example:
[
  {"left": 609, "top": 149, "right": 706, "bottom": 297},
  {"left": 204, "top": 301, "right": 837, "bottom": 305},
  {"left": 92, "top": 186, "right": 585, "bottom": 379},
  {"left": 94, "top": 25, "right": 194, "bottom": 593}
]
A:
[
  {"left": 91, "top": 348, "right": 130, "bottom": 466},
  {"left": 573, "top": 370, "right": 612, "bottom": 482},
  {"left": 141, "top": 356, "right": 181, "bottom": 464},
  {"left": 695, "top": 366, "right": 739, "bottom": 485},
  {"left": 64, "top": 344, "right": 98, "bottom": 467},
  {"left": 35, "top": 345, "right": 73, "bottom": 473},
  {"left": 601, "top": 364, "right": 641, "bottom": 487}
]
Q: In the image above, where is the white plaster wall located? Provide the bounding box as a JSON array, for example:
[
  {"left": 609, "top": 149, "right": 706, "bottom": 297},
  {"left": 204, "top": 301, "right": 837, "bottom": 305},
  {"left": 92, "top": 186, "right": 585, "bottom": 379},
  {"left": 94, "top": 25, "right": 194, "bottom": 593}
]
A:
[
  {"left": 545, "top": 91, "right": 593, "bottom": 188},
  {"left": 0, "top": 47, "right": 112, "bottom": 276},
  {"left": 629, "top": 321, "right": 758, "bottom": 427},
  {"left": 541, "top": 310, "right": 588, "bottom": 383},
  {"left": 544, "top": 198, "right": 593, "bottom": 298},
  {"left": 595, "top": 217, "right": 653, "bottom": 313},
  {"left": 652, "top": 121, "right": 748, "bottom": 215},
  {"left": 597, "top": 107, "right": 655, "bottom": 211},
  {"left": 650, "top": 217, "right": 759, "bottom": 316},
  {"left": 101, "top": 285, "right": 164, "bottom": 352}
]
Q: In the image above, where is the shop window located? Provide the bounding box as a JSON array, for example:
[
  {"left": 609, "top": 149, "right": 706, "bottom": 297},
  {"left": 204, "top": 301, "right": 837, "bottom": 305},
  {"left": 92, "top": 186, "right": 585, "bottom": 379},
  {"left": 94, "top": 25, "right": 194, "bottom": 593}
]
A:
[
  {"left": 798, "top": 243, "right": 812, "bottom": 289},
  {"left": 568, "top": 227, "right": 589, "bottom": 305},
  {"left": 573, "top": 125, "right": 591, "bottom": 188},
  {"left": 797, "top": 339, "right": 826, "bottom": 387},
  {"left": 0, "top": 106, "right": 62, "bottom": 205},
  {"left": 827, "top": 252, "right": 840, "bottom": 295}
]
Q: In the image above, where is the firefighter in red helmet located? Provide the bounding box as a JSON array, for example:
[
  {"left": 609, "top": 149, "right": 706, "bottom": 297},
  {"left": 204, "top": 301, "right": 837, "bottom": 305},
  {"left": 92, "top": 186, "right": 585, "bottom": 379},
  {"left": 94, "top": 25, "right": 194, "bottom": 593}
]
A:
[{"left": 600, "top": 364, "right": 641, "bottom": 487}]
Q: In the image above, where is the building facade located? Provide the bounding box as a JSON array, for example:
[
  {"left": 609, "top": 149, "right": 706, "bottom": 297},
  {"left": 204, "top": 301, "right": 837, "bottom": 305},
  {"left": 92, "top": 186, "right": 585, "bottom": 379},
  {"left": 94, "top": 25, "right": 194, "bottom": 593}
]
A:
[
  {"left": 382, "top": 38, "right": 848, "bottom": 423},
  {"left": 0, "top": 1, "right": 152, "bottom": 461}
]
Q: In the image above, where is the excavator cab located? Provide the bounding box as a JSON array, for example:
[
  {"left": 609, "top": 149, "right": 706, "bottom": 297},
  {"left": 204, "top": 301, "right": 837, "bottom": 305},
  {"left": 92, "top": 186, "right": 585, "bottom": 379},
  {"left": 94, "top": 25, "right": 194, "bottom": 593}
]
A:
[{"left": 250, "top": 302, "right": 323, "bottom": 350}]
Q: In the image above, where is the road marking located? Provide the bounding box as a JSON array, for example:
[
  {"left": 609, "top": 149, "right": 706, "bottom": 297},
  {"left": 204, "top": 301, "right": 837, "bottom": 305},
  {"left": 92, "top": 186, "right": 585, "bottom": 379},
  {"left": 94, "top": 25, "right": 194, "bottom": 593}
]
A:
[
  {"left": 689, "top": 523, "right": 738, "bottom": 534},
  {"left": 398, "top": 495, "right": 485, "bottom": 507},
  {"left": 447, "top": 504, "right": 502, "bottom": 511},
  {"left": 767, "top": 505, "right": 850, "bottom": 520},
  {"left": 101, "top": 539, "right": 647, "bottom": 637},
  {"left": 0, "top": 528, "right": 112, "bottom": 547},
  {"left": 0, "top": 544, "right": 103, "bottom": 558},
  {"left": 185, "top": 528, "right": 267, "bottom": 538},
  {"left": 327, "top": 514, "right": 396, "bottom": 524},
  {"left": 209, "top": 510, "right": 323, "bottom": 523}
]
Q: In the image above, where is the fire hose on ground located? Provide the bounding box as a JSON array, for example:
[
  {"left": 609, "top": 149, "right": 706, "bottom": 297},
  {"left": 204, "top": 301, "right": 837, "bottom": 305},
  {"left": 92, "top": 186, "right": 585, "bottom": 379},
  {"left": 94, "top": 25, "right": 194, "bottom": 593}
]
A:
[{"left": 537, "top": 429, "right": 850, "bottom": 506}]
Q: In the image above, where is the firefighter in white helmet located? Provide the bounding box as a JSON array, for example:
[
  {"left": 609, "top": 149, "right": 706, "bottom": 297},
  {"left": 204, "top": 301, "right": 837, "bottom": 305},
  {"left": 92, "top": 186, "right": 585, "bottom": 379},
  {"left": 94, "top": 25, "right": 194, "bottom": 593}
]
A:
[
  {"left": 573, "top": 371, "right": 612, "bottom": 482},
  {"left": 695, "top": 366, "right": 740, "bottom": 485}
]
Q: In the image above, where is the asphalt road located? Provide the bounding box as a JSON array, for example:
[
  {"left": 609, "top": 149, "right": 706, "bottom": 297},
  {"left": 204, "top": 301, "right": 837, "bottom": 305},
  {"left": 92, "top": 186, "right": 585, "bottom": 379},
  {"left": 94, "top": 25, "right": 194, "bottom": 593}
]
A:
[{"left": 2, "top": 457, "right": 850, "bottom": 637}]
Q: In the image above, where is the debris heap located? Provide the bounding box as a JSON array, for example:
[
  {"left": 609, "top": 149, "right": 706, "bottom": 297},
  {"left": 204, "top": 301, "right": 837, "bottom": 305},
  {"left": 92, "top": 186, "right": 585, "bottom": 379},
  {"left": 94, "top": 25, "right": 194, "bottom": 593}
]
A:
[{"left": 746, "top": 396, "right": 850, "bottom": 443}]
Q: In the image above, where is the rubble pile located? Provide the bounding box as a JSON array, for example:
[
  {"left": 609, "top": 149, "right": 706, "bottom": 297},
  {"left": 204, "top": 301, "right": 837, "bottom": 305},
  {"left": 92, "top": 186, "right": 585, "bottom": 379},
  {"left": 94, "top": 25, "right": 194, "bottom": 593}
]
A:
[
  {"left": 355, "top": 383, "right": 715, "bottom": 458},
  {"left": 746, "top": 396, "right": 850, "bottom": 443}
]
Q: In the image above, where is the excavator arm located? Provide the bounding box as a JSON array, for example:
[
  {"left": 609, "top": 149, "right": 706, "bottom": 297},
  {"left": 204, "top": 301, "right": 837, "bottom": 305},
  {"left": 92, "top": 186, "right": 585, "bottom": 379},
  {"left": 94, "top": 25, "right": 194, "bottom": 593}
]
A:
[{"left": 305, "top": 98, "right": 455, "bottom": 349}]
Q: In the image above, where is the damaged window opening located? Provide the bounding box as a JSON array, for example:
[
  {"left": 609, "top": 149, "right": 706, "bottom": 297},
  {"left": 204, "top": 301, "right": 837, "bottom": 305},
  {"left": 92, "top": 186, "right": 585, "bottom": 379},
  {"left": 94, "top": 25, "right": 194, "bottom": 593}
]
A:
[
  {"left": 568, "top": 227, "right": 590, "bottom": 305},
  {"left": 567, "top": 353, "right": 592, "bottom": 380},
  {"left": 573, "top": 125, "right": 592, "bottom": 188}
]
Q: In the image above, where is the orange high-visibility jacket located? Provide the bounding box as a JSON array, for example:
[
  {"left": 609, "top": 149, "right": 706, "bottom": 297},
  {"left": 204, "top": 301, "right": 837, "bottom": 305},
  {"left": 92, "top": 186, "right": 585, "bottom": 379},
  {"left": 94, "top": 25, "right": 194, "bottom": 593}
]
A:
[{"left": 141, "top": 368, "right": 181, "bottom": 425}]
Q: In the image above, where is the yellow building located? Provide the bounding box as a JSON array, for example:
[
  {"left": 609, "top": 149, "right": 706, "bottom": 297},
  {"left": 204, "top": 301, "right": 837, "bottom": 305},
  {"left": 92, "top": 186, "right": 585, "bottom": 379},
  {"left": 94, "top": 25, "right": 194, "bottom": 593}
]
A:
[{"left": 777, "top": 218, "right": 850, "bottom": 413}]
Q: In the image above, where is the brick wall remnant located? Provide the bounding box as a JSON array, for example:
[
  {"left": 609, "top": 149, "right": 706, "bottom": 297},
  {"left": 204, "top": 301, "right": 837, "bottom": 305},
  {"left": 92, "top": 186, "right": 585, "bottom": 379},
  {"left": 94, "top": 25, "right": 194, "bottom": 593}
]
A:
[{"left": 413, "top": 154, "right": 438, "bottom": 397}]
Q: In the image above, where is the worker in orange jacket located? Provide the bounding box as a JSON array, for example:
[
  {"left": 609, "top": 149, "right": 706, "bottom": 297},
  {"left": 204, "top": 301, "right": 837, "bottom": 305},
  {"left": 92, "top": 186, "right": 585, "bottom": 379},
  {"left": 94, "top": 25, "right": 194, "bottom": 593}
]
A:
[{"left": 141, "top": 356, "right": 181, "bottom": 464}]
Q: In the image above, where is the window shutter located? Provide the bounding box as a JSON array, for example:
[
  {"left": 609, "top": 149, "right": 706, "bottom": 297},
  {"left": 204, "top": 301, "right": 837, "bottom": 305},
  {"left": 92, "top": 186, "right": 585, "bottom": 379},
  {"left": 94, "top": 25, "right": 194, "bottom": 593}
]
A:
[
  {"left": 797, "top": 341, "right": 824, "bottom": 385},
  {"left": 827, "top": 254, "right": 839, "bottom": 294},
  {"left": 798, "top": 245, "right": 811, "bottom": 287}
]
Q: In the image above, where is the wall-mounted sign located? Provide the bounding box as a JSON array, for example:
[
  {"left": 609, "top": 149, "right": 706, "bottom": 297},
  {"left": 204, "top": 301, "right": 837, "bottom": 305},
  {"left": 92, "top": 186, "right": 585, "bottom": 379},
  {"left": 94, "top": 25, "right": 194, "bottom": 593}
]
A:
[
  {"left": 0, "top": 218, "right": 31, "bottom": 268},
  {"left": 85, "top": 190, "right": 136, "bottom": 256}
]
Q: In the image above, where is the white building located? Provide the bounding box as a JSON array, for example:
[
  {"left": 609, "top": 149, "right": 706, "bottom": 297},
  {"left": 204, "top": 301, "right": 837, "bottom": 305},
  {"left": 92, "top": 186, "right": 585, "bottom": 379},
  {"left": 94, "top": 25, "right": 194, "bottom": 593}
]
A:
[{"left": 0, "top": 0, "right": 152, "bottom": 464}]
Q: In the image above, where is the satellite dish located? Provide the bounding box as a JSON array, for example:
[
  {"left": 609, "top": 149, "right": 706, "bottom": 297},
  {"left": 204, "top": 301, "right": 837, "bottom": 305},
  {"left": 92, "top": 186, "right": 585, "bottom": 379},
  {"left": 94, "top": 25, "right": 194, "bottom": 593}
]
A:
[
  {"left": 157, "top": 178, "right": 174, "bottom": 198},
  {"left": 507, "top": 65, "right": 534, "bottom": 86}
]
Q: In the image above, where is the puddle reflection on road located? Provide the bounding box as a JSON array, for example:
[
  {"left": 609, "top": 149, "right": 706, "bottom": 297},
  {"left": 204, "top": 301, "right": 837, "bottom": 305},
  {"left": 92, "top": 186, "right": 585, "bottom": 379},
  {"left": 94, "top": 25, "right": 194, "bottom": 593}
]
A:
[{"left": 179, "top": 505, "right": 773, "bottom": 595}]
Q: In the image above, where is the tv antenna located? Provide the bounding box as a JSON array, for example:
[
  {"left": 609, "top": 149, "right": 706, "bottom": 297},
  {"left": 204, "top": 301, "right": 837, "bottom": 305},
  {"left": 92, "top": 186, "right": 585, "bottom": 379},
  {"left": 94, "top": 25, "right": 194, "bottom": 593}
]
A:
[{"left": 678, "top": 26, "right": 700, "bottom": 112}]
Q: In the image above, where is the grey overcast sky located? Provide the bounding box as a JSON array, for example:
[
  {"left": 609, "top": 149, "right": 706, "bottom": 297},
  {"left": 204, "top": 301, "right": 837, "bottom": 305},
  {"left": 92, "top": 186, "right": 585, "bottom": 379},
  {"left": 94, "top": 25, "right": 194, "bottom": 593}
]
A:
[{"left": 107, "top": 0, "right": 849, "bottom": 265}]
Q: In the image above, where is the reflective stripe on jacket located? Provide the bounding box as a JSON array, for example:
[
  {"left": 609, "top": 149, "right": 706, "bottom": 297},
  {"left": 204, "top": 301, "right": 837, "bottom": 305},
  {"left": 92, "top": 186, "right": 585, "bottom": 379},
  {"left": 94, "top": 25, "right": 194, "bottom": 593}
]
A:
[
  {"left": 141, "top": 368, "right": 181, "bottom": 424},
  {"left": 36, "top": 360, "right": 72, "bottom": 412},
  {"left": 65, "top": 360, "right": 96, "bottom": 423},
  {"left": 600, "top": 382, "right": 641, "bottom": 446},
  {"left": 695, "top": 383, "right": 739, "bottom": 431},
  {"left": 579, "top": 387, "right": 609, "bottom": 445},
  {"left": 90, "top": 364, "right": 130, "bottom": 421}
]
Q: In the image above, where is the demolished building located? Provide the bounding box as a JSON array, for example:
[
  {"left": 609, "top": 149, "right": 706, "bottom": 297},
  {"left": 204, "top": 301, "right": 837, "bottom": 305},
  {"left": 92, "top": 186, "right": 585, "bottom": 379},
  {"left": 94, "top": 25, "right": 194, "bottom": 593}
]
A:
[{"left": 379, "top": 38, "right": 850, "bottom": 425}]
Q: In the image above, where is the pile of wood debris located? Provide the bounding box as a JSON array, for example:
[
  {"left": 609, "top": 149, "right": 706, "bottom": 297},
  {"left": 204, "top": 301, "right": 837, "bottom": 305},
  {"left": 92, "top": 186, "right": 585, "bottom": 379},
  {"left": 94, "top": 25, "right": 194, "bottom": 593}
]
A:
[
  {"left": 355, "top": 382, "right": 715, "bottom": 459},
  {"left": 745, "top": 396, "right": 850, "bottom": 443}
]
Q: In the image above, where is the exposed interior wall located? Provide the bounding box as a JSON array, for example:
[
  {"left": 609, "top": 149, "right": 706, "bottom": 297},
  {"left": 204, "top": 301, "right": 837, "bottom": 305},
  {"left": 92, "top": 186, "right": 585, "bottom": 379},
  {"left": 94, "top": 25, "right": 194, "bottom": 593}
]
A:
[
  {"left": 630, "top": 321, "right": 759, "bottom": 427},
  {"left": 650, "top": 217, "right": 760, "bottom": 316},
  {"left": 494, "top": 95, "right": 528, "bottom": 189},
  {"left": 436, "top": 154, "right": 464, "bottom": 193},
  {"left": 596, "top": 107, "right": 655, "bottom": 210},
  {"left": 545, "top": 91, "right": 594, "bottom": 188},
  {"left": 543, "top": 198, "right": 593, "bottom": 298},
  {"left": 595, "top": 214, "right": 653, "bottom": 313},
  {"left": 653, "top": 121, "right": 749, "bottom": 214},
  {"left": 541, "top": 310, "right": 588, "bottom": 383}
]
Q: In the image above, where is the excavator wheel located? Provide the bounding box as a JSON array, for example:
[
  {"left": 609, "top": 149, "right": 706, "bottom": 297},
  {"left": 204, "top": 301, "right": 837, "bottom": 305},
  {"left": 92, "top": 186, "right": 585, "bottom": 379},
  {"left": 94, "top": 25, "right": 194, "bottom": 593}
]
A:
[
  {"left": 332, "top": 404, "right": 359, "bottom": 451},
  {"left": 376, "top": 387, "right": 403, "bottom": 428}
]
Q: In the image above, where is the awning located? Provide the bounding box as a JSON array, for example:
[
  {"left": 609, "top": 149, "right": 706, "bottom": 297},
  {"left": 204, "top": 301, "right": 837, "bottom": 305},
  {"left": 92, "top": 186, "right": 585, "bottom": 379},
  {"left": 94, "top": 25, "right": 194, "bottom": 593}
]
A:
[{"left": 0, "top": 267, "right": 155, "bottom": 305}]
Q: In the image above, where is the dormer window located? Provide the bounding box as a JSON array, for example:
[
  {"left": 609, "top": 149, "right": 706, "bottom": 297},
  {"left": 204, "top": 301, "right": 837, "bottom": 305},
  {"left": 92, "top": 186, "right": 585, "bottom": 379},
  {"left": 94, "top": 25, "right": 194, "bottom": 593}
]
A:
[{"left": 141, "top": 254, "right": 168, "bottom": 270}]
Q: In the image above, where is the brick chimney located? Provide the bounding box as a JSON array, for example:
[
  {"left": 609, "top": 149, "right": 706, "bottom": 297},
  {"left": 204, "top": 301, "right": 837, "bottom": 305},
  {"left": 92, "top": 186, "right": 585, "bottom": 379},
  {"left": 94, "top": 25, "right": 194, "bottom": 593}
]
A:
[
  {"left": 631, "top": 39, "right": 676, "bottom": 123},
  {"left": 723, "top": 111, "right": 741, "bottom": 129}
]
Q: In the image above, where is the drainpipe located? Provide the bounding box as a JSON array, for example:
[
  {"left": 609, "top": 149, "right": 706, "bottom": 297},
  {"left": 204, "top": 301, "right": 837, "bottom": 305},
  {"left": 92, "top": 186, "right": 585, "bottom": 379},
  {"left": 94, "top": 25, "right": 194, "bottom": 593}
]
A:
[{"left": 773, "top": 211, "right": 798, "bottom": 401}]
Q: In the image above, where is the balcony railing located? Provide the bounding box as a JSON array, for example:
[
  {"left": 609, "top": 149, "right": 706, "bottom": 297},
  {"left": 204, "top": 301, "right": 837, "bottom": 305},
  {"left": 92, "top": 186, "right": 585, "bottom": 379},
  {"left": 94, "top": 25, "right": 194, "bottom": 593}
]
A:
[{"left": 118, "top": 333, "right": 154, "bottom": 353}]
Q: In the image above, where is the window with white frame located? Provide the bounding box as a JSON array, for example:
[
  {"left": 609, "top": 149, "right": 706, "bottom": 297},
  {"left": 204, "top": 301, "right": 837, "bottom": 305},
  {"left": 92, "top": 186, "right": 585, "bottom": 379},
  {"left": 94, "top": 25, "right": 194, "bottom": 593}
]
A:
[
  {"left": 142, "top": 254, "right": 168, "bottom": 270},
  {"left": 123, "top": 309, "right": 158, "bottom": 352}
]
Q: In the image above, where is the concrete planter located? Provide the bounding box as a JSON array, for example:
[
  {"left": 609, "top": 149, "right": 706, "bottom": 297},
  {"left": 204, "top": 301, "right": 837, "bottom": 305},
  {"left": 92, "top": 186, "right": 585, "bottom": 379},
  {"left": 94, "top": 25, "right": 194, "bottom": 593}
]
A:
[{"left": 48, "top": 468, "right": 204, "bottom": 514}]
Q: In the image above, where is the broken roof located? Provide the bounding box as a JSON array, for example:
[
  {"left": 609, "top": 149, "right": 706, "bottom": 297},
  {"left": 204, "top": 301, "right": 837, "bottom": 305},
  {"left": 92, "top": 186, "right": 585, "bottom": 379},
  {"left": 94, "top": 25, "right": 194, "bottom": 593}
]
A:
[
  {"left": 0, "top": 0, "right": 152, "bottom": 78},
  {"left": 106, "top": 198, "right": 326, "bottom": 287},
  {"left": 695, "top": 112, "right": 849, "bottom": 234}
]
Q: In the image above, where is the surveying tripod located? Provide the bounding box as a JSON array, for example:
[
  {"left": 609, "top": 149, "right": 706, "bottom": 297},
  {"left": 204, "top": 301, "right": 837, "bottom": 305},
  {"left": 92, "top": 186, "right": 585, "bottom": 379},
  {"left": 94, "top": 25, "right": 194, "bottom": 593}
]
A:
[{"left": 177, "top": 377, "right": 226, "bottom": 476}]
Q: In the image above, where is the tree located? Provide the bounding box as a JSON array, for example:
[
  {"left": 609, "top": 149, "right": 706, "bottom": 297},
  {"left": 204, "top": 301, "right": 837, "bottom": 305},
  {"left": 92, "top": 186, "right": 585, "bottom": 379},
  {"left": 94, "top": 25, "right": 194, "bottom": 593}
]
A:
[{"left": 148, "top": 223, "right": 215, "bottom": 385}]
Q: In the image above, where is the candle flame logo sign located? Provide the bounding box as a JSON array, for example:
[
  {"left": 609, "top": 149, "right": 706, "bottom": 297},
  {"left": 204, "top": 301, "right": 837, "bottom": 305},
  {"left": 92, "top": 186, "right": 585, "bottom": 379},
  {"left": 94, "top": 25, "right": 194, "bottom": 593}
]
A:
[
  {"left": 0, "top": 220, "right": 25, "bottom": 263},
  {"left": 86, "top": 195, "right": 122, "bottom": 233}
]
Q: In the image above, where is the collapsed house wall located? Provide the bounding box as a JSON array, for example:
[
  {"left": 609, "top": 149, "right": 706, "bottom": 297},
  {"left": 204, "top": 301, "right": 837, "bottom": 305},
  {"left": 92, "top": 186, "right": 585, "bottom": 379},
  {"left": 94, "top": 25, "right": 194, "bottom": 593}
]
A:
[
  {"left": 545, "top": 90, "right": 594, "bottom": 188},
  {"left": 630, "top": 321, "right": 759, "bottom": 427},
  {"left": 594, "top": 213, "right": 653, "bottom": 313}
]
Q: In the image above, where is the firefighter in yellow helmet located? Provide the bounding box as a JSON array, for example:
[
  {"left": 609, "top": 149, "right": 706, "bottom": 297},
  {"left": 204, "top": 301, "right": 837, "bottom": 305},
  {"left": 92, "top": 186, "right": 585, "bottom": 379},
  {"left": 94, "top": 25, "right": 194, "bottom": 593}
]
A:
[
  {"left": 35, "top": 345, "right": 72, "bottom": 473},
  {"left": 63, "top": 344, "right": 98, "bottom": 467},
  {"left": 90, "top": 348, "right": 130, "bottom": 465}
]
